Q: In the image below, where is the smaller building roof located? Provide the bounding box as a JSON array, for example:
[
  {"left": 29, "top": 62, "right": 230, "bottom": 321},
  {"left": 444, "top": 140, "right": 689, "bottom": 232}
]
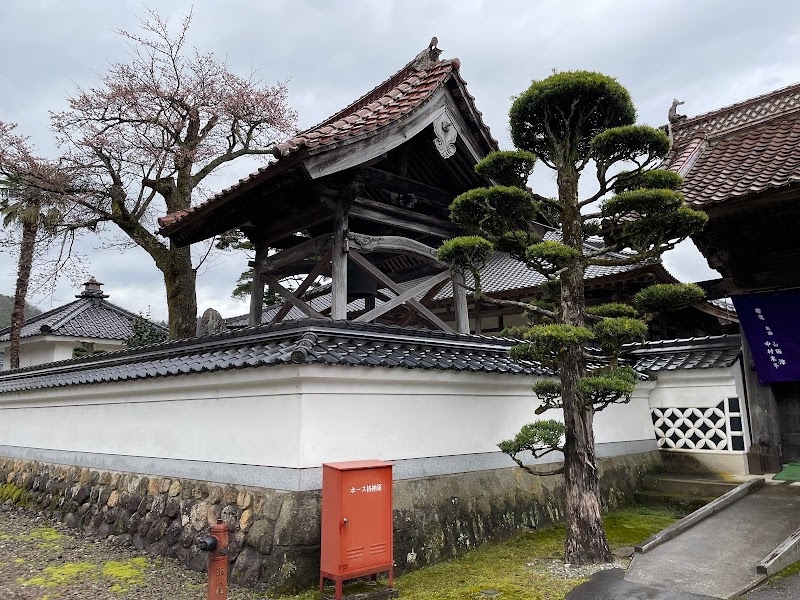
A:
[
  {"left": 0, "top": 278, "right": 166, "bottom": 343},
  {"left": 0, "top": 319, "right": 548, "bottom": 393},
  {"left": 663, "top": 83, "right": 800, "bottom": 209},
  {"left": 627, "top": 334, "right": 741, "bottom": 372}
]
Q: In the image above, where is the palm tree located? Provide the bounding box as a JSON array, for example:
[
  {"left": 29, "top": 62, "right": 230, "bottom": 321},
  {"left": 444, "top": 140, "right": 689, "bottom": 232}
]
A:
[{"left": 0, "top": 179, "right": 60, "bottom": 369}]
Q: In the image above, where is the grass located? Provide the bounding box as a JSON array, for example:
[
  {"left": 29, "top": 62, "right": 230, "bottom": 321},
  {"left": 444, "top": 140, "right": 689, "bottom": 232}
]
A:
[{"left": 278, "top": 505, "right": 680, "bottom": 600}]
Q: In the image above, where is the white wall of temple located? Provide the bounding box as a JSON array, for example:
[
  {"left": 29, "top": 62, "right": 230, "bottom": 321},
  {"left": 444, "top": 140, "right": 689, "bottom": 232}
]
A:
[
  {"left": 0, "top": 363, "right": 656, "bottom": 475},
  {"left": 0, "top": 368, "right": 305, "bottom": 467},
  {"left": 296, "top": 366, "right": 656, "bottom": 467},
  {"left": 645, "top": 367, "right": 742, "bottom": 408},
  {"left": 639, "top": 363, "right": 751, "bottom": 474}
]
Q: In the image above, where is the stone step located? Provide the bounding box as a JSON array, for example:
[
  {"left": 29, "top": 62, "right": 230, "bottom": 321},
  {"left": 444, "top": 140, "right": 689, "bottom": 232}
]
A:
[{"left": 642, "top": 473, "right": 740, "bottom": 498}]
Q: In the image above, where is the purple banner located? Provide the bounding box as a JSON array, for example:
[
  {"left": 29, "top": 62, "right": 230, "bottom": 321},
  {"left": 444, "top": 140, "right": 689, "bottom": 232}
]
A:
[{"left": 733, "top": 290, "right": 800, "bottom": 383}]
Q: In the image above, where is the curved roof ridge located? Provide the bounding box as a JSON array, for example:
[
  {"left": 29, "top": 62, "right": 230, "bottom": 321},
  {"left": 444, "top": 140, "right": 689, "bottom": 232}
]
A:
[{"left": 671, "top": 81, "right": 800, "bottom": 148}]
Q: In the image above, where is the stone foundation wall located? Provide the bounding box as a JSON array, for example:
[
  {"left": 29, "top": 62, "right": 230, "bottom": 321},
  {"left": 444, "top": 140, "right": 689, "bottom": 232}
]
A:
[{"left": 0, "top": 451, "right": 659, "bottom": 592}]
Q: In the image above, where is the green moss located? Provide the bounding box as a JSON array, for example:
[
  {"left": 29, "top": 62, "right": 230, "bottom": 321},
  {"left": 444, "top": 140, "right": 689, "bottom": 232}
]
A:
[
  {"left": 26, "top": 527, "right": 64, "bottom": 543},
  {"left": 0, "top": 482, "right": 33, "bottom": 508},
  {"left": 768, "top": 559, "right": 800, "bottom": 581},
  {"left": 102, "top": 557, "right": 149, "bottom": 593},
  {"left": 21, "top": 562, "right": 97, "bottom": 587},
  {"left": 278, "top": 506, "right": 679, "bottom": 600},
  {"left": 102, "top": 557, "right": 148, "bottom": 582},
  {"left": 18, "top": 556, "right": 149, "bottom": 594}
]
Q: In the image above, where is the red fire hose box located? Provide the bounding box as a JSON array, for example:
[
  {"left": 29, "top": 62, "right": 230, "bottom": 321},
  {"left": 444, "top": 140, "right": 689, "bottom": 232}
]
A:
[{"left": 320, "top": 460, "right": 393, "bottom": 599}]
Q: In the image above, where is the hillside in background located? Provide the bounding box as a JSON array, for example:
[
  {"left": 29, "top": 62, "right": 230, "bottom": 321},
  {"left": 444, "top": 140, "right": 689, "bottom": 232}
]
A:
[{"left": 0, "top": 294, "right": 42, "bottom": 330}]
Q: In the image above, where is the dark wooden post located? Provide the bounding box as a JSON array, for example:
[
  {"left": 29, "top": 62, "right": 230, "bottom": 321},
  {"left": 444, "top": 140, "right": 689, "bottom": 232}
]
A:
[
  {"left": 740, "top": 327, "right": 781, "bottom": 450},
  {"left": 249, "top": 242, "right": 268, "bottom": 327},
  {"left": 331, "top": 198, "right": 349, "bottom": 321}
]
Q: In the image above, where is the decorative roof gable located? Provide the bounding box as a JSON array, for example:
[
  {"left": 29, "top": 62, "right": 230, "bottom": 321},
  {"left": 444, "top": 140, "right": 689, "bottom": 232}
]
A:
[{"left": 663, "top": 83, "right": 800, "bottom": 209}]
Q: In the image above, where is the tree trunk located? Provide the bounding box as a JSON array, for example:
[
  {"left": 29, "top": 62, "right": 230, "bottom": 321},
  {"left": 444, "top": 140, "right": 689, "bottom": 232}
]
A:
[
  {"left": 163, "top": 244, "right": 197, "bottom": 339},
  {"left": 558, "top": 165, "right": 612, "bottom": 565},
  {"left": 9, "top": 219, "right": 38, "bottom": 369}
]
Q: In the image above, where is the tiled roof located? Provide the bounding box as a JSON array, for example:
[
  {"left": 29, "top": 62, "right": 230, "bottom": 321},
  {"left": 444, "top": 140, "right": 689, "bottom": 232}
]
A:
[
  {"left": 0, "top": 320, "right": 547, "bottom": 393},
  {"left": 158, "top": 44, "right": 495, "bottom": 234},
  {"left": 663, "top": 82, "right": 800, "bottom": 208},
  {"left": 435, "top": 233, "right": 648, "bottom": 299},
  {"left": 0, "top": 297, "right": 164, "bottom": 342},
  {"left": 627, "top": 334, "right": 741, "bottom": 372}
]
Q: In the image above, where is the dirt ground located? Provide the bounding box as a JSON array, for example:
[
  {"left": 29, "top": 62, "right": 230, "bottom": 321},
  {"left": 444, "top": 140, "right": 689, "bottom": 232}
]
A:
[{"left": 0, "top": 503, "right": 275, "bottom": 600}]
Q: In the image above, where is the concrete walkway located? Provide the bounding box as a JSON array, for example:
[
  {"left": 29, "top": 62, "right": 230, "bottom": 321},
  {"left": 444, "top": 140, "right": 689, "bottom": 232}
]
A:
[
  {"left": 625, "top": 485, "right": 800, "bottom": 598},
  {"left": 567, "top": 569, "right": 716, "bottom": 600}
]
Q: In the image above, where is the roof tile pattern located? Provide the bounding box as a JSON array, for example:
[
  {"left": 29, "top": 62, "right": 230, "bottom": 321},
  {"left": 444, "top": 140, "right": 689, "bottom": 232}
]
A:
[
  {"left": 628, "top": 335, "right": 741, "bottom": 372},
  {"left": 0, "top": 298, "right": 162, "bottom": 342},
  {"left": 664, "top": 83, "right": 800, "bottom": 208},
  {"left": 676, "top": 117, "right": 800, "bottom": 207},
  {"left": 272, "top": 59, "right": 455, "bottom": 158},
  {"left": 0, "top": 320, "right": 546, "bottom": 393}
]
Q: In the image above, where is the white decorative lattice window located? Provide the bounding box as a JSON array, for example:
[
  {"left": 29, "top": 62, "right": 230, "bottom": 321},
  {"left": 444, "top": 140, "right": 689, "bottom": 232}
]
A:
[{"left": 651, "top": 398, "right": 746, "bottom": 452}]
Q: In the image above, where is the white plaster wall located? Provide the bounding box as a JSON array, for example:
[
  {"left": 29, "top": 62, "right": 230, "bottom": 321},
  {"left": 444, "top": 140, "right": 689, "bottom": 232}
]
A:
[
  {"left": 296, "top": 366, "right": 654, "bottom": 467},
  {"left": 4, "top": 340, "right": 58, "bottom": 370},
  {"left": 0, "top": 364, "right": 656, "bottom": 469},
  {"left": 646, "top": 368, "right": 740, "bottom": 408},
  {"left": 1, "top": 337, "right": 127, "bottom": 370},
  {"left": 0, "top": 368, "right": 304, "bottom": 467}
]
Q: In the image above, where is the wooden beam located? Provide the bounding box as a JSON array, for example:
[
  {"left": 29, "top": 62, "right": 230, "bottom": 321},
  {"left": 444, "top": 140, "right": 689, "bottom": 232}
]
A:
[
  {"left": 451, "top": 271, "right": 470, "bottom": 334},
  {"left": 348, "top": 232, "right": 445, "bottom": 267},
  {"left": 355, "top": 167, "right": 453, "bottom": 204},
  {"left": 399, "top": 279, "right": 449, "bottom": 326},
  {"left": 261, "top": 273, "right": 326, "bottom": 319},
  {"left": 331, "top": 199, "right": 349, "bottom": 320},
  {"left": 349, "top": 204, "right": 453, "bottom": 238},
  {"left": 348, "top": 250, "right": 454, "bottom": 332},
  {"left": 259, "top": 234, "right": 333, "bottom": 272},
  {"left": 354, "top": 196, "right": 455, "bottom": 231},
  {"left": 249, "top": 243, "right": 269, "bottom": 327},
  {"left": 355, "top": 271, "right": 452, "bottom": 323},
  {"left": 697, "top": 271, "right": 800, "bottom": 299},
  {"left": 271, "top": 250, "right": 332, "bottom": 324}
]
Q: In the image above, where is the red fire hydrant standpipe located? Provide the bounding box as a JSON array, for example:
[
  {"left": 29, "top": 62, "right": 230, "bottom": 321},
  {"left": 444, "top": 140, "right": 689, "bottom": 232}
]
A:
[{"left": 197, "top": 519, "right": 229, "bottom": 600}]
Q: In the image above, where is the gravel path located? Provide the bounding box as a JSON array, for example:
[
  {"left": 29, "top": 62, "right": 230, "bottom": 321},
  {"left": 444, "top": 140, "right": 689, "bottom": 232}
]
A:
[{"left": 0, "top": 504, "right": 278, "bottom": 600}]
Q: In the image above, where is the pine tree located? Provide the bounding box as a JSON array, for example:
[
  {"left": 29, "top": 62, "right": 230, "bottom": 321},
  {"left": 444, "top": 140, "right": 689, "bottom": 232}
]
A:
[{"left": 437, "top": 71, "right": 707, "bottom": 564}]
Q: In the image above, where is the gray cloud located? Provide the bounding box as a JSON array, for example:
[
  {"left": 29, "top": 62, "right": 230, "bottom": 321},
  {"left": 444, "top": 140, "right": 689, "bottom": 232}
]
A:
[{"left": 2, "top": 1, "right": 797, "bottom": 317}]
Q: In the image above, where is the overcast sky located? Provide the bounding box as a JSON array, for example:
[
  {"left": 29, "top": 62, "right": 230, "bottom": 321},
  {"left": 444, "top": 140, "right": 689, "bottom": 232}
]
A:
[{"left": 2, "top": 0, "right": 799, "bottom": 321}]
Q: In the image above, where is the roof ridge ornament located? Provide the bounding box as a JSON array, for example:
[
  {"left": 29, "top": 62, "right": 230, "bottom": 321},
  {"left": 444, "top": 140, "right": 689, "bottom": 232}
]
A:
[
  {"left": 667, "top": 98, "right": 687, "bottom": 148},
  {"left": 412, "top": 37, "right": 442, "bottom": 71},
  {"left": 77, "top": 276, "right": 109, "bottom": 300}
]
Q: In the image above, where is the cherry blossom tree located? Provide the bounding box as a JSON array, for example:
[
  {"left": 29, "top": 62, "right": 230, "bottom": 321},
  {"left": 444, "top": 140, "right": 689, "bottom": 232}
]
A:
[{"left": 0, "top": 8, "right": 297, "bottom": 338}]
